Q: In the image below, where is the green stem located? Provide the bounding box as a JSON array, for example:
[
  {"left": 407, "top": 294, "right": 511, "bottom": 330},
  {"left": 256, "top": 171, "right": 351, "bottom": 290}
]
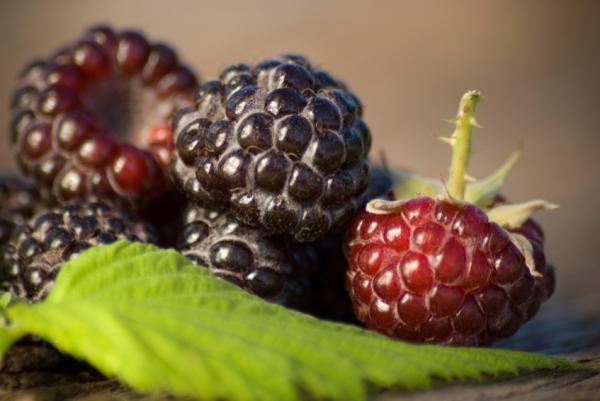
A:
[{"left": 447, "top": 90, "right": 482, "bottom": 200}]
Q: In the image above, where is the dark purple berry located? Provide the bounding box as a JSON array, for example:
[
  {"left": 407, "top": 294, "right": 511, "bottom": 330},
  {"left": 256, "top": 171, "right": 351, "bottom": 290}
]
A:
[
  {"left": 177, "top": 204, "right": 315, "bottom": 308},
  {"left": 171, "top": 55, "right": 372, "bottom": 242},
  {"left": 0, "top": 201, "right": 157, "bottom": 301}
]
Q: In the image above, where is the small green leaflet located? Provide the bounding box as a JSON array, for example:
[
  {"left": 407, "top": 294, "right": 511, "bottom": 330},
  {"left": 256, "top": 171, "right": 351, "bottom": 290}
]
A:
[{"left": 0, "top": 242, "right": 580, "bottom": 401}]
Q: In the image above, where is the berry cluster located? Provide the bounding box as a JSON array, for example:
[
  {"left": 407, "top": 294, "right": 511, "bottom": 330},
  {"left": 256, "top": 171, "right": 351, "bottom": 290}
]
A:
[
  {"left": 1, "top": 26, "right": 380, "bottom": 314},
  {"left": 1, "top": 27, "right": 556, "bottom": 347}
]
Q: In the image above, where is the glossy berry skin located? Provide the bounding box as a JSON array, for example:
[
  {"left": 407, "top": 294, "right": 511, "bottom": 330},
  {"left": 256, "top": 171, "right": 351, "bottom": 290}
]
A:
[
  {"left": 10, "top": 25, "right": 198, "bottom": 207},
  {"left": 178, "top": 204, "right": 317, "bottom": 309},
  {"left": 171, "top": 54, "right": 371, "bottom": 242},
  {"left": 0, "top": 176, "right": 46, "bottom": 246},
  {"left": 344, "top": 197, "right": 555, "bottom": 345},
  {"left": 0, "top": 201, "right": 157, "bottom": 301}
]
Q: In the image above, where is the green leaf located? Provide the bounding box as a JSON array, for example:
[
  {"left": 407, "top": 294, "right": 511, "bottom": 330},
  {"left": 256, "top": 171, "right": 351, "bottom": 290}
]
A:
[{"left": 0, "top": 241, "right": 582, "bottom": 401}]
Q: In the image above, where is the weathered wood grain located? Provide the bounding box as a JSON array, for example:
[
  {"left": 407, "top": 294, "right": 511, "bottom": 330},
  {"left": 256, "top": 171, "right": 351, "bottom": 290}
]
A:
[{"left": 2, "top": 350, "right": 599, "bottom": 401}]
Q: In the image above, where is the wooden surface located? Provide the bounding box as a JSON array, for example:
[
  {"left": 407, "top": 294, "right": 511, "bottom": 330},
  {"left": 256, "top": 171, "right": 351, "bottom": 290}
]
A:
[
  {"left": 2, "top": 352, "right": 599, "bottom": 401},
  {"left": 2, "top": 297, "right": 599, "bottom": 401}
]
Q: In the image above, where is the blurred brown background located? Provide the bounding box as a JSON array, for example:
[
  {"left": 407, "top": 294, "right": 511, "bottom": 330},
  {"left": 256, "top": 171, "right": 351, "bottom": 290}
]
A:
[{"left": 0, "top": 1, "right": 598, "bottom": 307}]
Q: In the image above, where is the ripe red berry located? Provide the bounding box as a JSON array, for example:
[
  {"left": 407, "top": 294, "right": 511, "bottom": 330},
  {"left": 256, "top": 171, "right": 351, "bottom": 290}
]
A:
[
  {"left": 344, "top": 197, "right": 554, "bottom": 345},
  {"left": 10, "top": 25, "right": 198, "bottom": 207},
  {"left": 344, "top": 91, "right": 556, "bottom": 345}
]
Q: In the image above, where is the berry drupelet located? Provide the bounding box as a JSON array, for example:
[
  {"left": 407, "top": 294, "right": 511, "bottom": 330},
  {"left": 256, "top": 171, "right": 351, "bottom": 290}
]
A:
[
  {"left": 171, "top": 54, "right": 372, "bottom": 242},
  {"left": 344, "top": 91, "right": 556, "bottom": 345},
  {"left": 177, "top": 204, "right": 318, "bottom": 309},
  {"left": 0, "top": 201, "right": 157, "bottom": 301},
  {"left": 10, "top": 25, "right": 198, "bottom": 207}
]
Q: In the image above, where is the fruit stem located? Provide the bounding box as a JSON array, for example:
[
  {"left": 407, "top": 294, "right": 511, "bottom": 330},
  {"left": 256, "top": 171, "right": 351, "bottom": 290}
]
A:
[{"left": 447, "top": 90, "right": 482, "bottom": 200}]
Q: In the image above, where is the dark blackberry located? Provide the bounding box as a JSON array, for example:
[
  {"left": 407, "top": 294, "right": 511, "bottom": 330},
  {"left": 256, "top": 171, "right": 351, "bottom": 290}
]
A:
[
  {"left": 10, "top": 25, "right": 198, "bottom": 207},
  {"left": 177, "top": 204, "right": 317, "bottom": 308},
  {"left": 0, "top": 176, "right": 46, "bottom": 246},
  {"left": 171, "top": 54, "right": 372, "bottom": 242},
  {"left": 0, "top": 201, "right": 157, "bottom": 301}
]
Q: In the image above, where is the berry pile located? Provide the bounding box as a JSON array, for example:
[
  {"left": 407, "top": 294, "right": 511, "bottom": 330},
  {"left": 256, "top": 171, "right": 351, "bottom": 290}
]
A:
[{"left": 1, "top": 27, "right": 556, "bottom": 347}]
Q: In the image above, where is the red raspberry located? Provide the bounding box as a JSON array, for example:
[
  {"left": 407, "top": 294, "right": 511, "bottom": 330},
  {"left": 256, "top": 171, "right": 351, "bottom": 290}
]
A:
[
  {"left": 344, "top": 91, "right": 556, "bottom": 345},
  {"left": 344, "top": 197, "right": 554, "bottom": 345},
  {"left": 10, "top": 25, "right": 198, "bottom": 207}
]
